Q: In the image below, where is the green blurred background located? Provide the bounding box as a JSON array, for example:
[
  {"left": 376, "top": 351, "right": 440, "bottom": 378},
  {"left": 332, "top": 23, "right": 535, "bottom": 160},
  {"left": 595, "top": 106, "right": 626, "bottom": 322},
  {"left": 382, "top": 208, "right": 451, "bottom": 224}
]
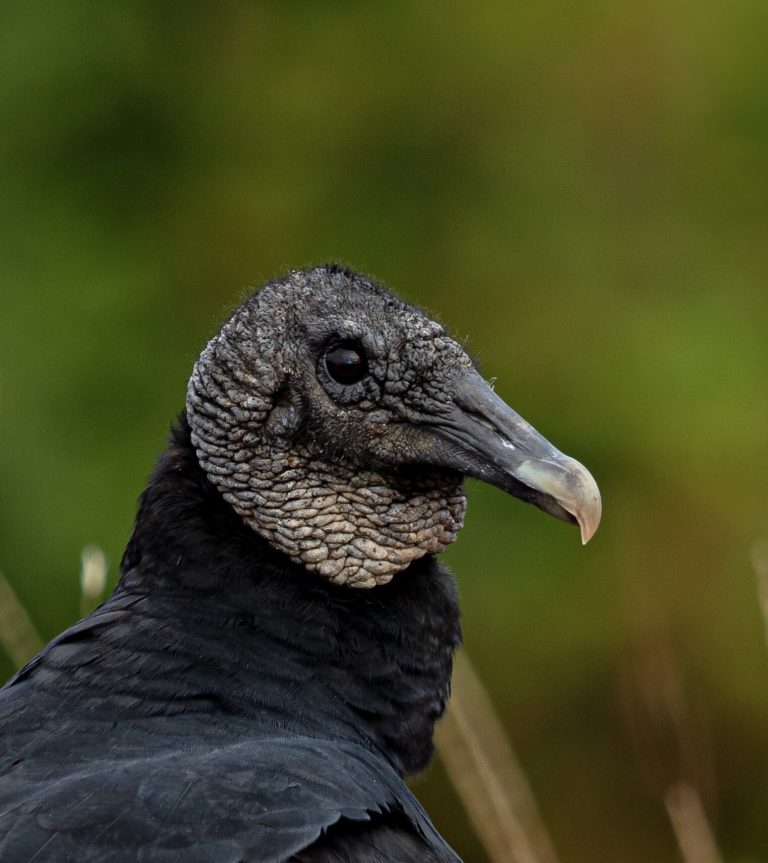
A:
[{"left": 1, "top": 2, "right": 767, "bottom": 860}]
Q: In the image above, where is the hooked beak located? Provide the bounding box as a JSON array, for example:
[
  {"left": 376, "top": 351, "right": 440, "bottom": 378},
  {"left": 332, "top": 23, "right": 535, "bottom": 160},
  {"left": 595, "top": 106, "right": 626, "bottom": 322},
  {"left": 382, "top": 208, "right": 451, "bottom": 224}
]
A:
[{"left": 424, "top": 370, "right": 601, "bottom": 544}]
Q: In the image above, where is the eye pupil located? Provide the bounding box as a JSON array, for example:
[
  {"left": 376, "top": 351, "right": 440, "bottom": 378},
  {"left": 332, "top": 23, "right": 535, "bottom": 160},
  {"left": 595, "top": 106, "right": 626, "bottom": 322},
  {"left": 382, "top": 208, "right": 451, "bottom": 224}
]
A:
[{"left": 325, "top": 344, "right": 367, "bottom": 384}]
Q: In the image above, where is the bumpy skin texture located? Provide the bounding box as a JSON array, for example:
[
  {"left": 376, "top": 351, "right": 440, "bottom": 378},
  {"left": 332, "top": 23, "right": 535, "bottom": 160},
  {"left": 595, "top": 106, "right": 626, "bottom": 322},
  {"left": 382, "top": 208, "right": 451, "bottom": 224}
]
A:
[
  {"left": 0, "top": 419, "right": 462, "bottom": 862},
  {"left": 0, "top": 266, "right": 487, "bottom": 862},
  {"left": 187, "top": 267, "right": 472, "bottom": 587}
]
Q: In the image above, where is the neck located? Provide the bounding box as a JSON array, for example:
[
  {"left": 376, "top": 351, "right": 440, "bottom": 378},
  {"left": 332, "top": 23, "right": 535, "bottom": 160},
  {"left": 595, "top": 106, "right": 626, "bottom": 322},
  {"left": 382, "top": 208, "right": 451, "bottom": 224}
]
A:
[{"left": 116, "top": 414, "right": 461, "bottom": 776}]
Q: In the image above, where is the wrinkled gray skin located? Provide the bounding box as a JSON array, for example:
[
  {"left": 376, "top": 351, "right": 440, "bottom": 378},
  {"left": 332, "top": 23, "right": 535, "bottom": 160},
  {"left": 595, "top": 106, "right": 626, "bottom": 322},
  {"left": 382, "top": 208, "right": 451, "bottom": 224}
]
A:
[{"left": 188, "top": 267, "right": 473, "bottom": 588}]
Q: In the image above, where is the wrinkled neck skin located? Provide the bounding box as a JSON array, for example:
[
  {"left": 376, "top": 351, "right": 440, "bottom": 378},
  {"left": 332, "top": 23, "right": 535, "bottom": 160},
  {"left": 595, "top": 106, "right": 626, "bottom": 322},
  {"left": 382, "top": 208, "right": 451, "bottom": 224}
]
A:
[
  {"left": 100, "top": 416, "right": 460, "bottom": 777},
  {"left": 186, "top": 298, "right": 467, "bottom": 588}
]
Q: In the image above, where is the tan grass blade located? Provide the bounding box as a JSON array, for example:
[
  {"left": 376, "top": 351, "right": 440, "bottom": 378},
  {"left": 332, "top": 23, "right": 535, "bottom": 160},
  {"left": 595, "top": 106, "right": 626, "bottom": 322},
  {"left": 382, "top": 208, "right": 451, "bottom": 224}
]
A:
[
  {"left": 665, "top": 781, "right": 723, "bottom": 863},
  {"left": 435, "top": 648, "right": 561, "bottom": 863},
  {"left": 0, "top": 571, "right": 43, "bottom": 668},
  {"left": 80, "top": 544, "right": 108, "bottom": 618},
  {"left": 620, "top": 614, "right": 724, "bottom": 863},
  {"left": 751, "top": 539, "right": 768, "bottom": 648}
]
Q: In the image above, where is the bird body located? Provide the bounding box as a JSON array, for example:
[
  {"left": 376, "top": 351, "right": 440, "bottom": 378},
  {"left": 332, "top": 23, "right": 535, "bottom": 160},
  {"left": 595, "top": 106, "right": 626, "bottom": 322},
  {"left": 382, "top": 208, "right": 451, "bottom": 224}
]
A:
[{"left": 0, "top": 267, "right": 600, "bottom": 861}]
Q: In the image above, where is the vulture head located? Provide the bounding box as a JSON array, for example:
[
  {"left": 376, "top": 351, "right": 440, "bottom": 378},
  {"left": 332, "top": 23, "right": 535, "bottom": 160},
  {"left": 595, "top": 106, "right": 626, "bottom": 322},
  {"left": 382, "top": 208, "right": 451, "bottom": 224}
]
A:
[{"left": 187, "top": 266, "right": 601, "bottom": 588}]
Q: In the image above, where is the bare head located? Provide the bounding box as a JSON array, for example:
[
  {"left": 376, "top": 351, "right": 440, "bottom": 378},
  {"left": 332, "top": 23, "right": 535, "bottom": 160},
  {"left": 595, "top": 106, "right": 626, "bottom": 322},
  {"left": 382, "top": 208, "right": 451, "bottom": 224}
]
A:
[{"left": 187, "top": 266, "right": 601, "bottom": 588}]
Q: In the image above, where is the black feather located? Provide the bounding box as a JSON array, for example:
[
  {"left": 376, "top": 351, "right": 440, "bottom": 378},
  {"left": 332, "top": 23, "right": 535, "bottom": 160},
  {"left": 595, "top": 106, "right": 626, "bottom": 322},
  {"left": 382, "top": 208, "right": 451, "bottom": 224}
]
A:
[{"left": 0, "top": 417, "right": 461, "bottom": 862}]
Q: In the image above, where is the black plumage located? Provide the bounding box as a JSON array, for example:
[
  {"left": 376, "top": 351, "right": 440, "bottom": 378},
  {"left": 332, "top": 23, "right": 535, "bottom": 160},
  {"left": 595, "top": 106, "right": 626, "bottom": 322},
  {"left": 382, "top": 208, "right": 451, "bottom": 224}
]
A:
[{"left": 0, "top": 266, "right": 600, "bottom": 861}]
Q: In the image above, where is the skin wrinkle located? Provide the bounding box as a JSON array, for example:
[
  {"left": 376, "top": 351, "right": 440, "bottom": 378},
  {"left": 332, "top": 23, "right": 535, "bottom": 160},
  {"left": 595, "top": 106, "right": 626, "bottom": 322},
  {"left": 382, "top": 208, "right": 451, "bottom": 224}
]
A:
[{"left": 187, "top": 267, "right": 472, "bottom": 588}]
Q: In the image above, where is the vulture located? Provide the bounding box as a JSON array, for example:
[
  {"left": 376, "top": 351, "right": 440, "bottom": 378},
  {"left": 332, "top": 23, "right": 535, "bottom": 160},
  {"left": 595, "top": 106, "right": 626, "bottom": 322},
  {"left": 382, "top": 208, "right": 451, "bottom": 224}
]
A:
[{"left": 0, "top": 266, "right": 601, "bottom": 862}]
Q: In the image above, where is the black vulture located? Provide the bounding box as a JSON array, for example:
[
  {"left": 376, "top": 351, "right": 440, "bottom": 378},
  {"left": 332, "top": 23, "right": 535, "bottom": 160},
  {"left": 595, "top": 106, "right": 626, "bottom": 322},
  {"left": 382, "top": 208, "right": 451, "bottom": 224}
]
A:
[{"left": 0, "top": 266, "right": 601, "bottom": 862}]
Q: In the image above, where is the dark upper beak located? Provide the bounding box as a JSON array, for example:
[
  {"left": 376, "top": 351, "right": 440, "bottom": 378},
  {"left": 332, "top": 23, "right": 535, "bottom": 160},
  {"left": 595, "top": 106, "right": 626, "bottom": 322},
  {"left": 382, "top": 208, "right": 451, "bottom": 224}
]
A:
[{"left": 423, "top": 369, "right": 601, "bottom": 543}]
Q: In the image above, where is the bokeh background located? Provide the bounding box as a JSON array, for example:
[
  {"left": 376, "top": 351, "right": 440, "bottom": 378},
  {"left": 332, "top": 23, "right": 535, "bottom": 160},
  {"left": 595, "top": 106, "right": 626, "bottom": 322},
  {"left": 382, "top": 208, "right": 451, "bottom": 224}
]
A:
[{"left": 1, "top": 2, "right": 767, "bottom": 861}]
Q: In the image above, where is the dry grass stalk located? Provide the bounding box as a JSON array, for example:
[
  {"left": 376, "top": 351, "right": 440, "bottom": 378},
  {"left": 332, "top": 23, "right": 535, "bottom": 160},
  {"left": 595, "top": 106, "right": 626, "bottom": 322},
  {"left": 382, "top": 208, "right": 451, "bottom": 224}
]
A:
[
  {"left": 620, "top": 617, "right": 724, "bottom": 863},
  {"left": 751, "top": 539, "right": 768, "bottom": 648},
  {"left": 80, "top": 544, "right": 108, "bottom": 618},
  {"left": 0, "top": 571, "right": 43, "bottom": 668},
  {"left": 435, "top": 648, "right": 561, "bottom": 863},
  {"left": 665, "top": 781, "right": 723, "bottom": 863}
]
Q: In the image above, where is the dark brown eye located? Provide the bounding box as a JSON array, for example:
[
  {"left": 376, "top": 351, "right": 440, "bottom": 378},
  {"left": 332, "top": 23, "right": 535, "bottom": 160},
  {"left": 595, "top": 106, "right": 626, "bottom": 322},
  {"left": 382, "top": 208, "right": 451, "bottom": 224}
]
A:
[{"left": 325, "top": 343, "right": 368, "bottom": 385}]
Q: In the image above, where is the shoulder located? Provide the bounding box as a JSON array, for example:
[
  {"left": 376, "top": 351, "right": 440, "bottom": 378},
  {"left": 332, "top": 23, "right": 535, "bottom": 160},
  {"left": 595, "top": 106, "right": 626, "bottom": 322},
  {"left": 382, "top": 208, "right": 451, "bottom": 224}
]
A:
[
  {"left": 293, "top": 812, "right": 460, "bottom": 862},
  {"left": 0, "top": 733, "right": 459, "bottom": 862}
]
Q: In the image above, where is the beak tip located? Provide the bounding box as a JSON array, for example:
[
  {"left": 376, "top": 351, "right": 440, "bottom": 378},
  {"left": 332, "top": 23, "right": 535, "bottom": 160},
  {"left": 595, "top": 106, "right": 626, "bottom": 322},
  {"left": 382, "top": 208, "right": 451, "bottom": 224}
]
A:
[
  {"left": 516, "top": 455, "right": 602, "bottom": 546},
  {"left": 444, "top": 370, "right": 603, "bottom": 546},
  {"left": 576, "top": 486, "right": 602, "bottom": 546}
]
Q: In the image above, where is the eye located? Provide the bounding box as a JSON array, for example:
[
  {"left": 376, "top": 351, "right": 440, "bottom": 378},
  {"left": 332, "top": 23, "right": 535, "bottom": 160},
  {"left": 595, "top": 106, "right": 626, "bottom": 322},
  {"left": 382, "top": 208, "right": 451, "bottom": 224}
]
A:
[{"left": 325, "top": 342, "right": 368, "bottom": 385}]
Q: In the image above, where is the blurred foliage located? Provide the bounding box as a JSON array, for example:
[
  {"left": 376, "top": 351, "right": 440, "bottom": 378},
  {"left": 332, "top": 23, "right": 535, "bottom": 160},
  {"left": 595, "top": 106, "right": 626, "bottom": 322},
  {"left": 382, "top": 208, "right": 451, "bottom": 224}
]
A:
[{"left": 1, "top": 2, "right": 767, "bottom": 861}]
